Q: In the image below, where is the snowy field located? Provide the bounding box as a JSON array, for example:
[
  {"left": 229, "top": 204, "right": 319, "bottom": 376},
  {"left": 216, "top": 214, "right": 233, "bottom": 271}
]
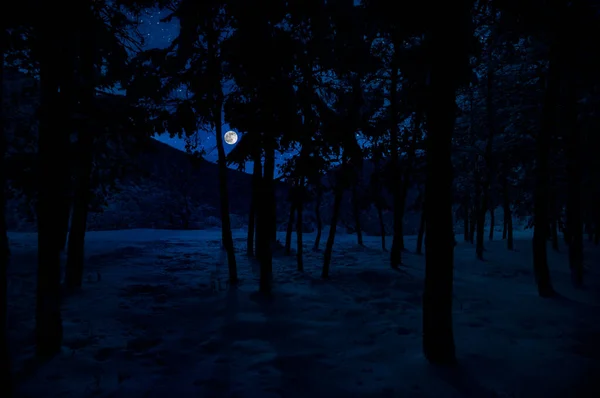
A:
[{"left": 7, "top": 227, "right": 600, "bottom": 397}]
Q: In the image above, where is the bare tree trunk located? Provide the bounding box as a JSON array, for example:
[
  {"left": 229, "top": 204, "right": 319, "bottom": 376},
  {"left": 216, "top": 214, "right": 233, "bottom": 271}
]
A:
[
  {"left": 0, "top": 34, "right": 13, "bottom": 396},
  {"left": 215, "top": 110, "right": 237, "bottom": 285},
  {"left": 389, "top": 58, "right": 402, "bottom": 269},
  {"left": 532, "top": 43, "right": 557, "bottom": 298},
  {"left": 37, "top": 22, "right": 68, "bottom": 357},
  {"left": 507, "top": 207, "right": 514, "bottom": 250},
  {"left": 463, "top": 200, "right": 470, "bottom": 242},
  {"left": 285, "top": 203, "right": 296, "bottom": 255},
  {"left": 550, "top": 218, "right": 559, "bottom": 252},
  {"left": 565, "top": 76, "right": 584, "bottom": 288},
  {"left": 65, "top": 15, "right": 95, "bottom": 290},
  {"left": 475, "top": 181, "right": 485, "bottom": 259},
  {"left": 313, "top": 185, "right": 323, "bottom": 251},
  {"left": 248, "top": 152, "right": 261, "bottom": 257},
  {"left": 65, "top": 132, "right": 93, "bottom": 290},
  {"left": 351, "top": 184, "right": 363, "bottom": 246},
  {"left": 208, "top": 31, "right": 237, "bottom": 286},
  {"left": 376, "top": 203, "right": 386, "bottom": 251},
  {"left": 422, "top": 30, "right": 460, "bottom": 364},
  {"left": 296, "top": 198, "right": 304, "bottom": 272},
  {"left": 417, "top": 209, "right": 425, "bottom": 255},
  {"left": 247, "top": 198, "right": 256, "bottom": 257},
  {"left": 322, "top": 185, "right": 343, "bottom": 279},
  {"left": 469, "top": 204, "right": 477, "bottom": 243},
  {"left": 488, "top": 207, "right": 495, "bottom": 241},
  {"left": 257, "top": 141, "right": 276, "bottom": 293}
]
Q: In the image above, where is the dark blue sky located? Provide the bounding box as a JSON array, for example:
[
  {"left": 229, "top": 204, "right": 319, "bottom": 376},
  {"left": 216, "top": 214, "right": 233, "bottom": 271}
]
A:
[{"left": 136, "top": 8, "right": 293, "bottom": 174}]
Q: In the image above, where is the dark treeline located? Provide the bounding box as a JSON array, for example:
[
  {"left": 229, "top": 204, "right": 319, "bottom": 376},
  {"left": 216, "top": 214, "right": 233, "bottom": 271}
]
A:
[{"left": 1, "top": 0, "right": 600, "bottom": 395}]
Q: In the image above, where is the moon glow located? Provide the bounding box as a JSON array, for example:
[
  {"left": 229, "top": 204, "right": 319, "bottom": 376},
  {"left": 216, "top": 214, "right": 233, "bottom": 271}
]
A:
[{"left": 224, "top": 131, "right": 238, "bottom": 145}]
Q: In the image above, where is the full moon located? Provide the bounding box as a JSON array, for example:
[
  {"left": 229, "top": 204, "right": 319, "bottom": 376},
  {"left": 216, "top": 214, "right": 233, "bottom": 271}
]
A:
[{"left": 224, "top": 131, "right": 238, "bottom": 145}]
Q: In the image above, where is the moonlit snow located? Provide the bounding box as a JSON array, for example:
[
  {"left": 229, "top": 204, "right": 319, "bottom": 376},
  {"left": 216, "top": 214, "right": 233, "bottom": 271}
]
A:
[{"left": 8, "top": 227, "right": 600, "bottom": 397}]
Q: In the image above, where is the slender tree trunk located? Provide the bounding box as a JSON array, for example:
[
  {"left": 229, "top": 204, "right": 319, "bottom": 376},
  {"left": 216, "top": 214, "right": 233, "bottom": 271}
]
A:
[
  {"left": 322, "top": 185, "right": 343, "bottom": 279},
  {"left": 65, "top": 132, "right": 93, "bottom": 290},
  {"left": 376, "top": 203, "right": 386, "bottom": 251},
  {"left": 417, "top": 209, "right": 426, "bottom": 255},
  {"left": 550, "top": 218, "right": 559, "bottom": 251},
  {"left": 248, "top": 152, "right": 261, "bottom": 257},
  {"left": 463, "top": 201, "right": 469, "bottom": 241},
  {"left": 215, "top": 109, "right": 237, "bottom": 285},
  {"left": 475, "top": 182, "right": 486, "bottom": 259},
  {"left": 247, "top": 197, "right": 256, "bottom": 257},
  {"left": 565, "top": 79, "right": 584, "bottom": 288},
  {"left": 296, "top": 197, "right": 304, "bottom": 272},
  {"left": 37, "top": 24, "right": 67, "bottom": 357},
  {"left": 257, "top": 141, "right": 276, "bottom": 293},
  {"left": 390, "top": 194, "right": 403, "bottom": 267},
  {"left": 502, "top": 185, "right": 509, "bottom": 241},
  {"left": 351, "top": 183, "right": 363, "bottom": 246},
  {"left": 532, "top": 43, "right": 557, "bottom": 298},
  {"left": 65, "top": 16, "right": 95, "bottom": 290},
  {"left": 0, "top": 33, "right": 13, "bottom": 396},
  {"left": 422, "top": 49, "right": 459, "bottom": 365},
  {"left": 469, "top": 204, "right": 477, "bottom": 243},
  {"left": 389, "top": 58, "right": 402, "bottom": 269},
  {"left": 208, "top": 33, "right": 237, "bottom": 286},
  {"left": 488, "top": 207, "right": 494, "bottom": 241},
  {"left": 285, "top": 203, "right": 296, "bottom": 255},
  {"left": 507, "top": 206, "right": 514, "bottom": 250},
  {"left": 313, "top": 185, "right": 323, "bottom": 251}
]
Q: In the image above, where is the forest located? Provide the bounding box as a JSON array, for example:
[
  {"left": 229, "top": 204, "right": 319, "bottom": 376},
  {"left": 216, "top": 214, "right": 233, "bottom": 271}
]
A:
[{"left": 1, "top": 0, "right": 600, "bottom": 397}]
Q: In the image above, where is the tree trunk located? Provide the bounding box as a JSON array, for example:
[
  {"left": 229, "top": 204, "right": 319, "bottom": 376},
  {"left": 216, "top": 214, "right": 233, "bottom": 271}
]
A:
[
  {"left": 208, "top": 32, "right": 237, "bottom": 286},
  {"left": 285, "top": 203, "right": 296, "bottom": 255},
  {"left": 322, "top": 186, "right": 343, "bottom": 279},
  {"left": 249, "top": 152, "right": 262, "bottom": 257},
  {"left": 488, "top": 207, "right": 494, "bottom": 241},
  {"left": 64, "top": 132, "right": 93, "bottom": 290},
  {"left": 507, "top": 206, "right": 514, "bottom": 250},
  {"left": 475, "top": 181, "right": 485, "bottom": 259},
  {"left": 550, "top": 218, "right": 559, "bottom": 251},
  {"left": 0, "top": 35, "right": 13, "bottom": 396},
  {"left": 532, "top": 43, "right": 557, "bottom": 298},
  {"left": 65, "top": 18, "right": 95, "bottom": 290},
  {"left": 257, "top": 141, "right": 276, "bottom": 293},
  {"left": 351, "top": 183, "right": 363, "bottom": 246},
  {"left": 313, "top": 185, "right": 323, "bottom": 251},
  {"left": 247, "top": 198, "right": 256, "bottom": 257},
  {"left": 389, "top": 58, "right": 402, "bottom": 269},
  {"left": 417, "top": 209, "right": 425, "bottom": 255},
  {"left": 565, "top": 78, "right": 584, "bottom": 288},
  {"left": 376, "top": 203, "right": 386, "bottom": 251},
  {"left": 502, "top": 198, "right": 508, "bottom": 240},
  {"left": 463, "top": 201, "right": 470, "bottom": 241},
  {"left": 296, "top": 198, "right": 304, "bottom": 272},
  {"left": 390, "top": 194, "right": 404, "bottom": 267},
  {"left": 469, "top": 206, "right": 476, "bottom": 243},
  {"left": 215, "top": 111, "right": 237, "bottom": 286},
  {"left": 36, "top": 26, "right": 67, "bottom": 357},
  {"left": 422, "top": 18, "right": 465, "bottom": 363}
]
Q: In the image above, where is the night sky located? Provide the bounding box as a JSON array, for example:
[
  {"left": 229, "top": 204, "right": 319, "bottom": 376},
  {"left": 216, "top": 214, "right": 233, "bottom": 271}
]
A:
[{"left": 136, "top": 9, "right": 293, "bottom": 174}]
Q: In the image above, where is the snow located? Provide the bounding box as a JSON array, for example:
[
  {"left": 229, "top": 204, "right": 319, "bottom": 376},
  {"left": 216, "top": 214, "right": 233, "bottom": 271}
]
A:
[{"left": 8, "top": 227, "right": 600, "bottom": 397}]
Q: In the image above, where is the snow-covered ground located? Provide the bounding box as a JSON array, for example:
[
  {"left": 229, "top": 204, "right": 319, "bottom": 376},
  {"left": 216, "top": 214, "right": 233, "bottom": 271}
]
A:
[{"left": 7, "top": 227, "right": 600, "bottom": 397}]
